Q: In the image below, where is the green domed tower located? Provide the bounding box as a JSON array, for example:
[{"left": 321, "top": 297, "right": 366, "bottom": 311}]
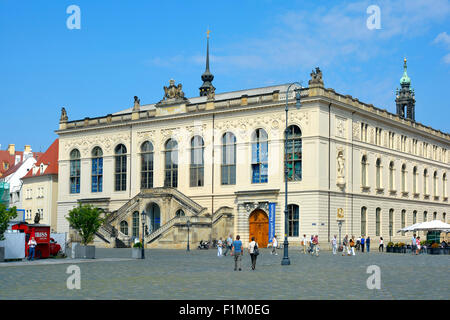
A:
[{"left": 395, "top": 58, "right": 415, "bottom": 121}]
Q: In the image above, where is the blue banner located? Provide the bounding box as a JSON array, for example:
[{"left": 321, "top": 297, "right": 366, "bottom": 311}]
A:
[{"left": 268, "top": 203, "right": 276, "bottom": 243}]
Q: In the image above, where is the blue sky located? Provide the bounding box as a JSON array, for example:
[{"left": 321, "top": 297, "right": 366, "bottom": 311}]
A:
[{"left": 0, "top": 0, "right": 449, "bottom": 152}]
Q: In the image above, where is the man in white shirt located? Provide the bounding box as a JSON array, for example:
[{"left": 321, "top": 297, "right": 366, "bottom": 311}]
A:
[
  {"left": 302, "top": 234, "right": 308, "bottom": 254},
  {"left": 331, "top": 235, "right": 337, "bottom": 255},
  {"left": 217, "top": 238, "right": 223, "bottom": 256},
  {"left": 27, "top": 237, "right": 37, "bottom": 261},
  {"left": 271, "top": 235, "right": 278, "bottom": 255}
]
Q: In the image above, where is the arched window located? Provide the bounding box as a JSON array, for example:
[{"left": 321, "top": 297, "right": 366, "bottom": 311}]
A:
[
  {"left": 389, "top": 161, "right": 395, "bottom": 191},
  {"left": 443, "top": 212, "right": 447, "bottom": 223},
  {"left": 132, "top": 211, "right": 139, "bottom": 238},
  {"left": 141, "top": 141, "right": 154, "bottom": 189},
  {"left": 401, "top": 164, "right": 407, "bottom": 192},
  {"left": 443, "top": 173, "right": 447, "bottom": 198},
  {"left": 70, "top": 149, "right": 81, "bottom": 194},
  {"left": 433, "top": 212, "right": 437, "bottom": 220},
  {"left": 91, "top": 147, "right": 103, "bottom": 193},
  {"left": 288, "top": 204, "right": 299, "bottom": 237},
  {"left": 361, "top": 207, "right": 367, "bottom": 236},
  {"left": 361, "top": 156, "right": 368, "bottom": 187},
  {"left": 285, "top": 125, "right": 302, "bottom": 181},
  {"left": 389, "top": 209, "right": 394, "bottom": 236},
  {"left": 375, "top": 208, "right": 381, "bottom": 236},
  {"left": 190, "top": 136, "right": 204, "bottom": 187},
  {"left": 413, "top": 166, "right": 418, "bottom": 194},
  {"left": 164, "top": 139, "right": 178, "bottom": 188},
  {"left": 251, "top": 129, "right": 268, "bottom": 183},
  {"left": 401, "top": 209, "right": 406, "bottom": 236},
  {"left": 423, "top": 211, "right": 428, "bottom": 222},
  {"left": 376, "top": 158, "right": 382, "bottom": 189},
  {"left": 176, "top": 209, "right": 185, "bottom": 217},
  {"left": 120, "top": 221, "right": 128, "bottom": 235},
  {"left": 433, "top": 171, "right": 438, "bottom": 197},
  {"left": 221, "top": 132, "right": 236, "bottom": 185},
  {"left": 424, "top": 169, "right": 428, "bottom": 195},
  {"left": 413, "top": 210, "right": 417, "bottom": 224},
  {"left": 115, "top": 144, "right": 127, "bottom": 191}
]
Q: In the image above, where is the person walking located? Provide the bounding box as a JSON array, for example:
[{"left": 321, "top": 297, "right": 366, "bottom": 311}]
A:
[
  {"left": 271, "top": 235, "right": 278, "bottom": 255},
  {"left": 356, "top": 236, "right": 361, "bottom": 251},
  {"left": 217, "top": 238, "right": 223, "bottom": 257},
  {"left": 302, "top": 234, "right": 308, "bottom": 254},
  {"left": 411, "top": 234, "right": 416, "bottom": 254},
  {"left": 331, "top": 235, "right": 337, "bottom": 255},
  {"left": 366, "top": 236, "right": 371, "bottom": 253},
  {"left": 350, "top": 236, "right": 356, "bottom": 256},
  {"left": 248, "top": 237, "right": 259, "bottom": 270},
  {"left": 231, "top": 235, "right": 243, "bottom": 271},
  {"left": 312, "top": 235, "right": 319, "bottom": 256},
  {"left": 27, "top": 236, "right": 37, "bottom": 261},
  {"left": 361, "top": 236, "right": 365, "bottom": 253},
  {"left": 416, "top": 236, "right": 421, "bottom": 255},
  {"left": 342, "top": 235, "right": 350, "bottom": 256},
  {"left": 223, "top": 234, "right": 233, "bottom": 256},
  {"left": 379, "top": 237, "right": 384, "bottom": 252}
]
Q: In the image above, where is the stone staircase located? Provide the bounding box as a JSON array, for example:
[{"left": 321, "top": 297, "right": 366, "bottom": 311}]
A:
[{"left": 94, "top": 187, "right": 208, "bottom": 247}]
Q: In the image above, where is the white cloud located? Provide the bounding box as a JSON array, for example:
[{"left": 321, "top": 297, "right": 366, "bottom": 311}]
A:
[
  {"left": 443, "top": 53, "right": 450, "bottom": 64},
  {"left": 434, "top": 32, "right": 450, "bottom": 47},
  {"left": 147, "top": 0, "right": 449, "bottom": 72}
]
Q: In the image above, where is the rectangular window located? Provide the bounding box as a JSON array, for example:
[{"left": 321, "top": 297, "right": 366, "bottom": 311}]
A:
[
  {"left": 70, "top": 159, "right": 81, "bottom": 194},
  {"left": 375, "top": 208, "right": 381, "bottom": 236},
  {"left": 288, "top": 205, "right": 299, "bottom": 237}
]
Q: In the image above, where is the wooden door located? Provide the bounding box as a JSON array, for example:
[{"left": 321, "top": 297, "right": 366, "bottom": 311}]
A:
[{"left": 249, "top": 210, "right": 269, "bottom": 247}]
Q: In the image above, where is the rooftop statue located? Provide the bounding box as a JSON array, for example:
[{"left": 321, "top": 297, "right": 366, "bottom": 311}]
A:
[
  {"left": 60, "top": 107, "right": 68, "bottom": 122},
  {"left": 308, "top": 67, "right": 324, "bottom": 87}
]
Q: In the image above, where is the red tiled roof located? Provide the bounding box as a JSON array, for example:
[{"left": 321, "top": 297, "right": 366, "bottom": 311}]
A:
[
  {"left": 0, "top": 150, "right": 23, "bottom": 177},
  {"left": 22, "top": 139, "right": 59, "bottom": 179}
]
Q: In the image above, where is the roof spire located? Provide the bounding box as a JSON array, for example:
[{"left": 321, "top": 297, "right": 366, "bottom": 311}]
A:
[
  {"left": 199, "top": 28, "right": 215, "bottom": 98},
  {"left": 400, "top": 57, "right": 411, "bottom": 86}
]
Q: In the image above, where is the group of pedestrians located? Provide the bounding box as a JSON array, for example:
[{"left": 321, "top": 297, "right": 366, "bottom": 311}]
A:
[
  {"left": 339, "top": 235, "right": 371, "bottom": 256},
  {"left": 217, "top": 234, "right": 259, "bottom": 271}
]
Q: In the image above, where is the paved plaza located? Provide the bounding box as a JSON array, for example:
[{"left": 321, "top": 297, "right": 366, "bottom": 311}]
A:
[{"left": 0, "top": 248, "right": 449, "bottom": 300}]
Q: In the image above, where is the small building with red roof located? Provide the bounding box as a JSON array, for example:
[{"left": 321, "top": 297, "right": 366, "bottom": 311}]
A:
[{"left": 21, "top": 139, "right": 59, "bottom": 231}]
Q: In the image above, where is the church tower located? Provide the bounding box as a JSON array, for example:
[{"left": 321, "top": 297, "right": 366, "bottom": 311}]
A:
[
  {"left": 395, "top": 58, "right": 415, "bottom": 121},
  {"left": 199, "top": 29, "right": 215, "bottom": 98}
]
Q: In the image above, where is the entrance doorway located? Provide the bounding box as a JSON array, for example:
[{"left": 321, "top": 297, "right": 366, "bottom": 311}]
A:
[
  {"left": 147, "top": 203, "right": 161, "bottom": 233},
  {"left": 249, "top": 209, "right": 269, "bottom": 247}
]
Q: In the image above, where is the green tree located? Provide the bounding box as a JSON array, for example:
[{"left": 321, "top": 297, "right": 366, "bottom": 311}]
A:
[
  {"left": 0, "top": 204, "right": 17, "bottom": 241},
  {"left": 66, "top": 204, "right": 105, "bottom": 245}
]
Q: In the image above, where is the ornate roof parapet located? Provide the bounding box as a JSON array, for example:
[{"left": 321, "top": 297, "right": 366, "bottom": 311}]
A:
[
  {"left": 156, "top": 79, "right": 189, "bottom": 107},
  {"left": 132, "top": 96, "right": 140, "bottom": 112},
  {"left": 308, "top": 67, "right": 324, "bottom": 88},
  {"left": 59, "top": 107, "right": 68, "bottom": 130},
  {"left": 132, "top": 96, "right": 140, "bottom": 120}
]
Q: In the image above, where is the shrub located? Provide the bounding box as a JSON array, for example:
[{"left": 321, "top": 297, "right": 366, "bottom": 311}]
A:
[
  {"left": 0, "top": 204, "right": 17, "bottom": 241},
  {"left": 66, "top": 204, "right": 105, "bottom": 246},
  {"left": 133, "top": 242, "right": 143, "bottom": 248},
  {"left": 398, "top": 242, "right": 405, "bottom": 247},
  {"left": 394, "top": 243, "right": 399, "bottom": 247},
  {"left": 420, "top": 240, "right": 427, "bottom": 246},
  {"left": 431, "top": 243, "right": 440, "bottom": 249},
  {"left": 387, "top": 242, "right": 394, "bottom": 247}
]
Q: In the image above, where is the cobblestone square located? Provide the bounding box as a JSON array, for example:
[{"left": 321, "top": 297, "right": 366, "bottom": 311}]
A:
[{"left": 0, "top": 248, "right": 449, "bottom": 300}]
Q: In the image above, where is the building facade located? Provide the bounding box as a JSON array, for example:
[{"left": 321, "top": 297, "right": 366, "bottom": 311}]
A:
[
  {"left": 21, "top": 139, "right": 59, "bottom": 231},
  {"left": 55, "top": 50, "right": 449, "bottom": 248}
]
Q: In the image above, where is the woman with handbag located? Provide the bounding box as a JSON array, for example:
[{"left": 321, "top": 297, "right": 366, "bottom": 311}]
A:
[{"left": 248, "top": 237, "right": 259, "bottom": 270}]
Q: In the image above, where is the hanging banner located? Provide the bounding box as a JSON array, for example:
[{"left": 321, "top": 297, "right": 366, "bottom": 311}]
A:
[{"left": 268, "top": 203, "right": 276, "bottom": 243}]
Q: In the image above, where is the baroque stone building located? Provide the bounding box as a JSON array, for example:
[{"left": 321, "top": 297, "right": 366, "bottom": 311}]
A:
[{"left": 55, "top": 40, "right": 449, "bottom": 248}]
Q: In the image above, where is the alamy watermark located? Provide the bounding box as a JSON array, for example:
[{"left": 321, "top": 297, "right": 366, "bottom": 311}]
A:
[
  {"left": 66, "top": 265, "right": 81, "bottom": 289},
  {"left": 66, "top": 5, "right": 81, "bottom": 30},
  {"left": 366, "top": 5, "right": 381, "bottom": 30},
  {"left": 366, "top": 265, "right": 381, "bottom": 289}
]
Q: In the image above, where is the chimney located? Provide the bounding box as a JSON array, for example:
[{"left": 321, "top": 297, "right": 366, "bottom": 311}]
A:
[
  {"left": 24, "top": 145, "right": 31, "bottom": 153},
  {"left": 8, "top": 144, "right": 15, "bottom": 155}
]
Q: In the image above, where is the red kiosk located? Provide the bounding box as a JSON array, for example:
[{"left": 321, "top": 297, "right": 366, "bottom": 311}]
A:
[{"left": 11, "top": 222, "right": 61, "bottom": 258}]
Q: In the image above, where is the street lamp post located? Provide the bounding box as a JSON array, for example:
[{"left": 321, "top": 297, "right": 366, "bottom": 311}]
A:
[
  {"left": 281, "top": 82, "right": 302, "bottom": 266},
  {"left": 338, "top": 220, "right": 343, "bottom": 247},
  {"left": 187, "top": 220, "right": 191, "bottom": 252},
  {"left": 141, "top": 210, "right": 146, "bottom": 259}
]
